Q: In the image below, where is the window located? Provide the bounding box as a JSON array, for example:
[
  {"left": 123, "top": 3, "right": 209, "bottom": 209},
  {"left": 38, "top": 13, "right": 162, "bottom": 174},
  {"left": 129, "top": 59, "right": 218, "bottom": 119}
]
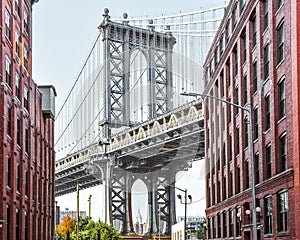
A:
[
  {"left": 16, "top": 164, "right": 20, "bottom": 193},
  {"left": 5, "top": 9, "right": 11, "bottom": 40},
  {"left": 277, "top": 190, "right": 288, "bottom": 232},
  {"left": 15, "top": 73, "right": 20, "bottom": 99},
  {"left": 212, "top": 216, "right": 216, "bottom": 238},
  {"left": 217, "top": 181, "right": 221, "bottom": 203},
  {"left": 24, "top": 45, "right": 29, "bottom": 71},
  {"left": 223, "top": 176, "right": 227, "bottom": 200},
  {"left": 217, "top": 214, "right": 221, "bottom": 238},
  {"left": 25, "top": 128, "right": 29, "bottom": 153},
  {"left": 235, "top": 86, "right": 239, "bottom": 115},
  {"left": 15, "top": 30, "right": 21, "bottom": 58},
  {"left": 5, "top": 57, "right": 12, "bottom": 87},
  {"left": 236, "top": 127, "right": 240, "bottom": 155},
  {"left": 254, "top": 108, "right": 258, "bottom": 140},
  {"left": 245, "top": 160, "right": 250, "bottom": 189},
  {"left": 277, "top": 20, "right": 284, "bottom": 64},
  {"left": 24, "top": 10, "right": 29, "bottom": 33},
  {"left": 278, "top": 79, "right": 286, "bottom": 119},
  {"left": 15, "top": 0, "right": 21, "bottom": 17},
  {"left": 241, "top": 31, "right": 247, "bottom": 63},
  {"left": 253, "top": 60, "right": 258, "bottom": 92},
  {"left": 244, "top": 118, "right": 249, "bottom": 148},
  {"left": 214, "top": 48, "right": 218, "bottom": 68},
  {"left": 219, "top": 34, "right": 224, "bottom": 55},
  {"left": 207, "top": 218, "right": 211, "bottom": 239},
  {"left": 265, "top": 95, "right": 270, "bottom": 130},
  {"left": 229, "top": 134, "right": 233, "bottom": 162},
  {"left": 25, "top": 212, "right": 28, "bottom": 240},
  {"left": 277, "top": 0, "right": 284, "bottom": 10},
  {"left": 223, "top": 211, "right": 227, "bottom": 238},
  {"left": 236, "top": 207, "right": 241, "bottom": 236},
  {"left": 240, "top": 0, "right": 246, "bottom": 13},
  {"left": 17, "top": 118, "right": 21, "bottom": 146},
  {"left": 6, "top": 205, "right": 10, "bottom": 240},
  {"left": 229, "top": 172, "right": 233, "bottom": 197},
  {"left": 229, "top": 209, "right": 234, "bottom": 237},
  {"left": 220, "top": 70, "right": 224, "bottom": 97},
  {"left": 263, "top": 0, "right": 269, "bottom": 30},
  {"left": 255, "top": 153, "right": 259, "bottom": 184},
  {"left": 6, "top": 156, "right": 11, "bottom": 188},
  {"left": 232, "top": 5, "right": 237, "bottom": 29},
  {"left": 251, "top": 13, "right": 257, "bottom": 48},
  {"left": 24, "top": 86, "right": 28, "bottom": 110},
  {"left": 222, "top": 143, "right": 226, "bottom": 167},
  {"left": 279, "top": 133, "right": 287, "bottom": 172},
  {"left": 266, "top": 144, "right": 272, "bottom": 178},
  {"left": 7, "top": 107, "right": 12, "bottom": 137},
  {"left": 25, "top": 170, "right": 29, "bottom": 196},
  {"left": 243, "top": 75, "right": 248, "bottom": 104},
  {"left": 264, "top": 43, "right": 270, "bottom": 80},
  {"left": 264, "top": 195, "right": 273, "bottom": 234},
  {"left": 237, "top": 166, "right": 241, "bottom": 193},
  {"left": 226, "top": 59, "right": 231, "bottom": 86},
  {"left": 234, "top": 47, "right": 238, "bottom": 76},
  {"left": 16, "top": 209, "right": 20, "bottom": 237},
  {"left": 225, "top": 20, "right": 230, "bottom": 43}
]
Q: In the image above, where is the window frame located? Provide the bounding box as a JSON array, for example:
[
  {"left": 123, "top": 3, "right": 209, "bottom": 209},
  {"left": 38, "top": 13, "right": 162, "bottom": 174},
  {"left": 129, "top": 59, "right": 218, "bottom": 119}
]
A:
[
  {"left": 252, "top": 60, "right": 258, "bottom": 93},
  {"left": 264, "top": 42, "right": 270, "bottom": 80},
  {"left": 6, "top": 156, "right": 11, "bottom": 188},
  {"left": 254, "top": 153, "right": 260, "bottom": 184},
  {"left": 264, "top": 94, "right": 270, "bottom": 131},
  {"left": 5, "top": 56, "right": 12, "bottom": 87},
  {"left": 263, "top": 0, "right": 269, "bottom": 30},
  {"left": 266, "top": 144, "right": 272, "bottom": 178},
  {"left": 254, "top": 107, "right": 259, "bottom": 140},
  {"left": 251, "top": 12, "right": 257, "bottom": 48},
  {"left": 277, "top": 190, "right": 288, "bottom": 232},
  {"left": 264, "top": 195, "right": 273, "bottom": 235},
  {"left": 277, "top": 19, "right": 284, "bottom": 64},
  {"left": 229, "top": 209, "right": 234, "bottom": 237},
  {"left": 279, "top": 133, "right": 287, "bottom": 172},
  {"left": 5, "top": 8, "right": 11, "bottom": 41},
  {"left": 278, "top": 77, "right": 286, "bottom": 120}
]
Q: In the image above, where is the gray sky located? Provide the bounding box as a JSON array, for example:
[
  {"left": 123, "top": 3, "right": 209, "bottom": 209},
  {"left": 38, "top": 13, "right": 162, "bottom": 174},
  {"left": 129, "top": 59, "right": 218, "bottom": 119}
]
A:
[{"left": 32, "top": 0, "right": 227, "bottom": 223}]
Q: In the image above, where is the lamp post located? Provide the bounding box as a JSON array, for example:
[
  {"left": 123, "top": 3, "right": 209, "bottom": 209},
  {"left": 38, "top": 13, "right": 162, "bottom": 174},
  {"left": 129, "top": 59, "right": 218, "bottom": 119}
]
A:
[
  {"left": 175, "top": 186, "right": 192, "bottom": 240},
  {"left": 55, "top": 201, "right": 59, "bottom": 240},
  {"left": 88, "top": 195, "right": 92, "bottom": 219},
  {"left": 76, "top": 183, "right": 80, "bottom": 240},
  {"left": 181, "top": 92, "right": 258, "bottom": 240}
]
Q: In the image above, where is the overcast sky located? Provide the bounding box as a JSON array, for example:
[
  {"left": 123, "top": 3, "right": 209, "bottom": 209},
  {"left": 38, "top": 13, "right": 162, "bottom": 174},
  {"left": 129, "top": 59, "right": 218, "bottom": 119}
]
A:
[{"left": 32, "top": 0, "right": 228, "bottom": 223}]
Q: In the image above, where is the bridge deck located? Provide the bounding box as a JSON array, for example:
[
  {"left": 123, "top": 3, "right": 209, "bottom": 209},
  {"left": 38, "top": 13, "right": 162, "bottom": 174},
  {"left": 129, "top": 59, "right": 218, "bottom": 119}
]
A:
[{"left": 55, "top": 99, "right": 205, "bottom": 196}]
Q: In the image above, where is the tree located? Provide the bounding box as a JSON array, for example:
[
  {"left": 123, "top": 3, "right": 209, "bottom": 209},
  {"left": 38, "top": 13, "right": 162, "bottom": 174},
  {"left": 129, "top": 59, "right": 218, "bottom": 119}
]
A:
[
  {"left": 70, "top": 217, "right": 121, "bottom": 240},
  {"left": 58, "top": 215, "right": 76, "bottom": 239}
]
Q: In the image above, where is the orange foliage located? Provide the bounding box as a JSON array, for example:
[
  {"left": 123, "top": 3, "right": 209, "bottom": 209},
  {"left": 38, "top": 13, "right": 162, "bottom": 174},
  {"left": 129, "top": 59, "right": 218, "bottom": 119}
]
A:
[{"left": 58, "top": 215, "right": 76, "bottom": 238}]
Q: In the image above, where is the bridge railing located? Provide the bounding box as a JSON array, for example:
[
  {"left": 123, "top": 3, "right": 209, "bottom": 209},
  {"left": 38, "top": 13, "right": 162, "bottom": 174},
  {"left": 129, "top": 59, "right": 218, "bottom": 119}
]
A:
[{"left": 108, "top": 100, "right": 204, "bottom": 152}]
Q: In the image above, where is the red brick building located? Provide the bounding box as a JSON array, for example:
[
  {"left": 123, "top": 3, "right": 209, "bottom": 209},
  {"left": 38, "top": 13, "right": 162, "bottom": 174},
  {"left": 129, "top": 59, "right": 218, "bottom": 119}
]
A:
[
  {"left": 203, "top": 0, "right": 300, "bottom": 239},
  {"left": 0, "top": 0, "right": 56, "bottom": 239}
]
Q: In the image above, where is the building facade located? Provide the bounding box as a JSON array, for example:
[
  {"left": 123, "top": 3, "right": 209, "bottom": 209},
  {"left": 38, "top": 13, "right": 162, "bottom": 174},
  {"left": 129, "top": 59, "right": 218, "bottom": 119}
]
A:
[
  {"left": 203, "top": 0, "right": 300, "bottom": 239},
  {"left": 0, "top": 0, "right": 56, "bottom": 239}
]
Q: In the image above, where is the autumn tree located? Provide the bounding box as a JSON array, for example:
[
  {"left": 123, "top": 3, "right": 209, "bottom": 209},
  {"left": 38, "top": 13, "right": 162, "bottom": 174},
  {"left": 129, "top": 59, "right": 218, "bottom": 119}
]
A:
[{"left": 58, "top": 215, "right": 76, "bottom": 239}]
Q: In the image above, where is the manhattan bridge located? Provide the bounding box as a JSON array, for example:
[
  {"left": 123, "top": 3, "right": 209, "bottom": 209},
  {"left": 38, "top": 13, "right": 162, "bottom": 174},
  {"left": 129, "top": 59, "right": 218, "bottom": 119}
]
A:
[{"left": 55, "top": 3, "right": 227, "bottom": 238}]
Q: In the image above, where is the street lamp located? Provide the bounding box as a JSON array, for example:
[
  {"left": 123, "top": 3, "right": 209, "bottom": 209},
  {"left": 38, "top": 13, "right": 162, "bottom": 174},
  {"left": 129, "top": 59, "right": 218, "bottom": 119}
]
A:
[
  {"left": 181, "top": 92, "right": 258, "bottom": 240},
  {"left": 175, "top": 186, "right": 192, "bottom": 240}
]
